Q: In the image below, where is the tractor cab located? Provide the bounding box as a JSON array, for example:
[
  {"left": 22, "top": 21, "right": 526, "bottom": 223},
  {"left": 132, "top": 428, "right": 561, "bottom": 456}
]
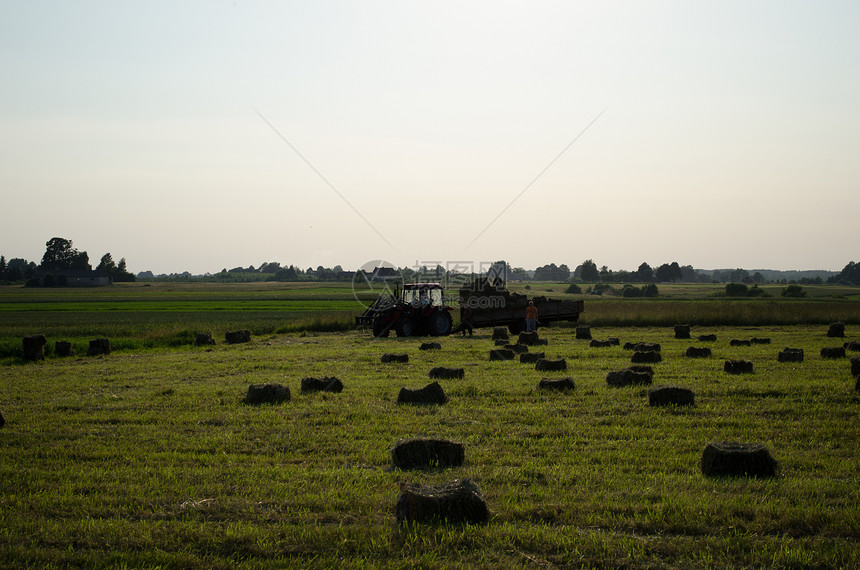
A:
[
  {"left": 401, "top": 283, "right": 445, "bottom": 308},
  {"left": 356, "top": 282, "right": 454, "bottom": 337}
]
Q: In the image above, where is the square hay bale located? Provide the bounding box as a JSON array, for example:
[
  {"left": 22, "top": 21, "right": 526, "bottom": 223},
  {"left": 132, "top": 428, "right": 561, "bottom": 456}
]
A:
[
  {"left": 420, "top": 342, "right": 442, "bottom": 351},
  {"left": 730, "top": 339, "right": 752, "bottom": 347},
  {"left": 589, "top": 339, "right": 613, "bottom": 348},
  {"left": 397, "top": 382, "right": 447, "bottom": 405},
  {"left": 631, "top": 350, "right": 661, "bottom": 364},
  {"left": 606, "top": 368, "right": 653, "bottom": 387},
  {"left": 648, "top": 386, "right": 695, "bottom": 407},
  {"left": 820, "top": 347, "right": 846, "bottom": 359},
  {"left": 685, "top": 347, "right": 712, "bottom": 358},
  {"left": 851, "top": 356, "right": 860, "bottom": 377},
  {"left": 778, "top": 348, "right": 804, "bottom": 363},
  {"left": 607, "top": 337, "right": 620, "bottom": 346},
  {"left": 22, "top": 335, "right": 47, "bottom": 361},
  {"left": 519, "top": 352, "right": 545, "bottom": 364},
  {"left": 724, "top": 359, "right": 754, "bottom": 374},
  {"left": 517, "top": 331, "right": 541, "bottom": 346},
  {"left": 300, "top": 376, "right": 343, "bottom": 393},
  {"left": 0, "top": 410, "right": 5, "bottom": 428},
  {"left": 575, "top": 325, "right": 592, "bottom": 340},
  {"left": 494, "top": 339, "right": 508, "bottom": 346},
  {"left": 538, "top": 377, "right": 575, "bottom": 391},
  {"left": 504, "top": 343, "right": 529, "bottom": 354},
  {"left": 751, "top": 337, "right": 771, "bottom": 345},
  {"left": 87, "top": 338, "right": 111, "bottom": 356},
  {"left": 633, "top": 342, "right": 661, "bottom": 352},
  {"left": 54, "top": 341, "right": 74, "bottom": 357},
  {"left": 225, "top": 330, "right": 251, "bottom": 344},
  {"left": 700, "top": 442, "right": 778, "bottom": 478},
  {"left": 391, "top": 438, "right": 464, "bottom": 470},
  {"left": 245, "top": 383, "right": 290, "bottom": 405},
  {"left": 429, "top": 367, "right": 465, "bottom": 380},
  {"left": 381, "top": 353, "right": 409, "bottom": 363},
  {"left": 194, "top": 332, "right": 216, "bottom": 346},
  {"left": 492, "top": 327, "right": 509, "bottom": 340},
  {"left": 844, "top": 341, "right": 860, "bottom": 352},
  {"left": 674, "top": 324, "right": 691, "bottom": 339},
  {"left": 489, "top": 349, "right": 515, "bottom": 361},
  {"left": 698, "top": 334, "right": 717, "bottom": 342},
  {"left": 396, "top": 479, "right": 488, "bottom": 525},
  {"left": 535, "top": 358, "right": 566, "bottom": 372},
  {"left": 827, "top": 322, "right": 845, "bottom": 338}
]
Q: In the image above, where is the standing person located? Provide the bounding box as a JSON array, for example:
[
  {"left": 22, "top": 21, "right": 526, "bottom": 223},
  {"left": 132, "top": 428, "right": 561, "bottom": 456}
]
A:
[
  {"left": 460, "top": 305, "right": 474, "bottom": 337},
  {"left": 525, "top": 300, "right": 538, "bottom": 332}
]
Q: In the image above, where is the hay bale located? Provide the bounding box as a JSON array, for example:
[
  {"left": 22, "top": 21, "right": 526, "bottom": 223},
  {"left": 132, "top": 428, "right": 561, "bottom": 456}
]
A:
[
  {"left": 381, "top": 353, "right": 409, "bottom": 363},
  {"left": 700, "top": 442, "right": 778, "bottom": 478},
  {"left": 87, "top": 338, "right": 111, "bottom": 356},
  {"left": 538, "top": 377, "right": 575, "bottom": 391},
  {"left": 493, "top": 339, "right": 508, "bottom": 346},
  {"left": 843, "top": 341, "right": 860, "bottom": 352},
  {"left": 396, "top": 479, "right": 488, "bottom": 525},
  {"left": 606, "top": 368, "right": 653, "bottom": 387},
  {"left": 535, "top": 358, "right": 566, "bottom": 372},
  {"left": 589, "top": 339, "right": 613, "bottom": 348},
  {"left": 489, "top": 349, "right": 515, "bottom": 361},
  {"left": 778, "top": 348, "right": 804, "bottom": 363},
  {"left": 519, "top": 352, "right": 545, "bottom": 364},
  {"left": 54, "top": 341, "right": 74, "bottom": 357},
  {"left": 751, "top": 337, "right": 771, "bottom": 345},
  {"left": 607, "top": 337, "right": 620, "bottom": 346},
  {"left": 300, "top": 376, "right": 343, "bottom": 393},
  {"left": 648, "top": 386, "right": 695, "bottom": 407},
  {"left": 429, "top": 367, "right": 464, "bottom": 380},
  {"left": 851, "top": 356, "right": 860, "bottom": 377},
  {"left": 827, "top": 322, "right": 845, "bottom": 338},
  {"left": 22, "top": 335, "right": 47, "bottom": 361},
  {"left": 517, "top": 331, "right": 541, "bottom": 346},
  {"left": 492, "top": 327, "right": 509, "bottom": 340},
  {"left": 225, "top": 330, "right": 251, "bottom": 344},
  {"left": 0, "top": 410, "right": 5, "bottom": 428},
  {"left": 244, "top": 383, "right": 290, "bottom": 405},
  {"left": 397, "top": 381, "right": 447, "bottom": 405},
  {"left": 391, "top": 438, "right": 464, "bottom": 470},
  {"left": 194, "top": 332, "right": 216, "bottom": 346},
  {"left": 674, "top": 324, "right": 691, "bottom": 339},
  {"left": 631, "top": 350, "right": 661, "bottom": 364},
  {"left": 633, "top": 342, "right": 661, "bottom": 352},
  {"left": 724, "top": 359, "right": 754, "bottom": 374},
  {"left": 730, "top": 339, "right": 752, "bottom": 347},
  {"left": 504, "top": 343, "right": 529, "bottom": 354},
  {"left": 419, "top": 342, "right": 442, "bottom": 351},
  {"left": 575, "top": 325, "right": 592, "bottom": 340},
  {"left": 698, "top": 334, "right": 717, "bottom": 342},
  {"left": 820, "top": 347, "right": 846, "bottom": 359},
  {"left": 686, "top": 347, "right": 712, "bottom": 358}
]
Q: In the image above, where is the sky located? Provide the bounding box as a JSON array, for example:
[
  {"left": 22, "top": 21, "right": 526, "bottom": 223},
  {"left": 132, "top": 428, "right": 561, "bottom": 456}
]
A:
[{"left": 1, "top": 1, "right": 858, "bottom": 275}]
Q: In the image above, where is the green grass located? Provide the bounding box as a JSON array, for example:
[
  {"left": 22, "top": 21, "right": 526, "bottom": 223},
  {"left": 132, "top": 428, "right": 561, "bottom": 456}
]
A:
[{"left": 1, "top": 322, "right": 858, "bottom": 568}]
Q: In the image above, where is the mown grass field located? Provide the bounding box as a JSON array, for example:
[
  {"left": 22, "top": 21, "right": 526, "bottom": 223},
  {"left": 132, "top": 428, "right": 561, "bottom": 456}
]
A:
[{"left": 1, "top": 283, "right": 859, "bottom": 568}]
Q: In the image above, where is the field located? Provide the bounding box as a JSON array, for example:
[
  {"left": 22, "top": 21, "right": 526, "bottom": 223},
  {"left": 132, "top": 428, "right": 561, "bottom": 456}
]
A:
[{"left": 1, "top": 283, "right": 859, "bottom": 568}]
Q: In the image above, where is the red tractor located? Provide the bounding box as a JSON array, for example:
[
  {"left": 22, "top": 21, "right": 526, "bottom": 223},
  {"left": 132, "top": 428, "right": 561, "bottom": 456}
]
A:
[{"left": 356, "top": 283, "right": 454, "bottom": 337}]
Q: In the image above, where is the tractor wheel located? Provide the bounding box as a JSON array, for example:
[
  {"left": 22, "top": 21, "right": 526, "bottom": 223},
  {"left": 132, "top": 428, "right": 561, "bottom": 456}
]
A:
[
  {"left": 428, "top": 310, "right": 453, "bottom": 336},
  {"left": 372, "top": 318, "right": 391, "bottom": 338},
  {"left": 395, "top": 318, "right": 415, "bottom": 337}
]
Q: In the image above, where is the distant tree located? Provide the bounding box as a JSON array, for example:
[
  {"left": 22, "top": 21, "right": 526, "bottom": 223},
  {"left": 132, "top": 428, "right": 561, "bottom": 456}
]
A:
[
  {"left": 579, "top": 260, "right": 599, "bottom": 283},
  {"left": 655, "top": 262, "right": 682, "bottom": 282},
  {"left": 636, "top": 263, "right": 653, "bottom": 283},
  {"left": 0, "top": 255, "right": 6, "bottom": 280},
  {"left": 621, "top": 284, "right": 643, "bottom": 297},
  {"left": 827, "top": 261, "right": 860, "bottom": 285},
  {"left": 534, "top": 263, "right": 570, "bottom": 281},
  {"left": 782, "top": 284, "right": 807, "bottom": 297},
  {"left": 679, "top": 265, "right": 699, "bottom": 282},
  {"left": 7, "top": 258, "right": 35, "bottom": 281},
  {"left": 40, "top": 237, "right": 90, "bottom": 271},
  {"left": 96, "top": 253, "right": 117, "bottom": 273},
  {"left": 725, "top": 283, "right": 748, "bottom": 297},
  {"left": 752, "top": 272, "right": 765, "bottom": 283},
  {"left": 565, "top": 282, "right": 582, "bottom": 294},
  {"left": 642, "top": 283, "right": 659, "bottom": 297}
]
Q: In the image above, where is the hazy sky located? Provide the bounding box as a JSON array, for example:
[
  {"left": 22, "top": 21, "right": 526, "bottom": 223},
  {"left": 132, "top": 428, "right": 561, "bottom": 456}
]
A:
[{"left": 2, "top": 1, "right": 858, "bottom": 275}]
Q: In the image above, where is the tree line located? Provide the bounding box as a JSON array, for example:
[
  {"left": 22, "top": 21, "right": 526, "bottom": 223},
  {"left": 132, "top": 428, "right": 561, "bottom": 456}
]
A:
[{"left": 0, "top": 237, "right": 135, "bottom": 285}]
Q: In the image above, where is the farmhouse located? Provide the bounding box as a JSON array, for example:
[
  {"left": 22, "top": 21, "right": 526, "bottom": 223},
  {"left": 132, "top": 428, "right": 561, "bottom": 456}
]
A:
[{"left": 31, "top": 269, "right": 113, "bottom": 287}]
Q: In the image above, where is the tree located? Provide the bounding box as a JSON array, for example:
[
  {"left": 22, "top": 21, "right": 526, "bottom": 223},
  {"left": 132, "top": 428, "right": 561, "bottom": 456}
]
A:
[
  {"left": 636, "top": 263, "right": 653, "bottom": 283},
  {"left": 96, "top": 253, "right": 117, "bottom": 273},
  {"left": 827, "top": 261, "right": 860, "bottom": 286},
  {"left": 40, "top": 237, "right": 90, "bottom": 271},
  {"left": 655, "top": 262, "right": 683, "bottom": 282},
  {"left": 0, "top": 255, "right": 6, "bottom": 280},
  {"left": 579, "top": 260, "right": 599, "bottom": 283}
]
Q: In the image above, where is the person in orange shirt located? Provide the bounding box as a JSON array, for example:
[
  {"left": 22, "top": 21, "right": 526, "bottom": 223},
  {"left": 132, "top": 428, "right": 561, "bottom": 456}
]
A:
[{"left": 525, "top": 300, "right": 538, "bottom": 332}]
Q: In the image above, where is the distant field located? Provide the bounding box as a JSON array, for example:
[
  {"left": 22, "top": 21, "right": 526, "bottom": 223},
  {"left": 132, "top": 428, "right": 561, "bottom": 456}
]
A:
[{"left": 1, "top": 324, "right": 857, "bottom": 567}]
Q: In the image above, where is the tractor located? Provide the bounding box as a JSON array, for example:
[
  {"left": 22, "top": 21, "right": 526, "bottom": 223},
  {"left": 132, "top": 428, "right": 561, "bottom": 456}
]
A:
[{"left": 355, "top": 283, "right": 453, "bottom": 337}]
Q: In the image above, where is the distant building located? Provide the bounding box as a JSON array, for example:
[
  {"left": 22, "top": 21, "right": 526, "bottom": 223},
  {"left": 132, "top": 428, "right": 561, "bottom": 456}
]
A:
[{"left": 31, "top": 269, "right": 113, "bottom": 287}]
